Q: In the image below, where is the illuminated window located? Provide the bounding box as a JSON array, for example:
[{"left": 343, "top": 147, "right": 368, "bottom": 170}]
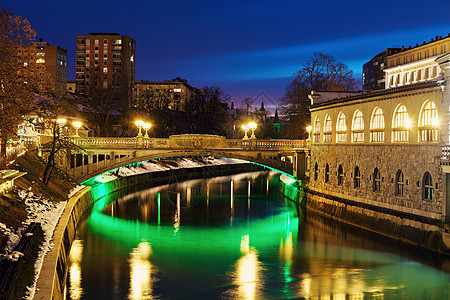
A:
[
  {"left": 419, "top": 100, "right": 438, "bottom": 142},
  {"left": 337, "top": 164, "right": 344, "bottom": 185},
  {"left": 371, "top": 107, "right": 385, "bottom": 142},
  {"left": 423, "top": 172, "right": 433, "bottom": 200},
  {"left": 173, "top": 88, "right": 182, "bottom": 93},
  {"left": 354, "top": 166, "right": 361, "bottom": 188},
  {"left": 323, "top": 115, "right": 332, "bottom": 143},
  {"left": 395, "top": 170, "right": 404, "bottom": 196},
  {"left": 313, "top": 117, "right": 320, "bottom": 143},
  {"left": 325, "top": 163, "right": 330, "bottom": 183},
  {"left": 373, "top": 168, "right": 381, "bottom": 192},
  {"left": 336, "top": 112, "right": 347, "bottom": 142},
  {"left": 352, "top": 110, "right": 364, "bottom": 142},
  {"left": 392, "top": 104, "right": 410, "bottom": 142}
]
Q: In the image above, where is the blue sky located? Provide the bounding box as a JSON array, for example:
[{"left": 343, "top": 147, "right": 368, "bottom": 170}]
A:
[{"left": 4, "top": 1, "right": 450, "bottom": 111}]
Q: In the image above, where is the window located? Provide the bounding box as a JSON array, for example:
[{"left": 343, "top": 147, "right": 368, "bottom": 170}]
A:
[
  {"left": 324, "top": 115, "right": 332, "bottom": 143},
  {"left": 371, "top": 107, "right": 385, "bottom": 142},
  {"left": 336, "top": 112, "right": 347, "bottom": 142},
  {"left": 419, "top": 100, "right": 438, "bottom": 142},
  {"left": 325, "top": 164, "right": 330, "bottom": 183},
  {"left": 337, "top": 164, "right": 344, "bottom": 185},
  {"left": 373, "top": 168, "right": 381, "bottom": 192},
  {"left": 352, "top": 110, "right": 364, "bottom": 142},
  {"left": 354, "top": 166, "right": 361, "bottom": 188},
  {"left": 313, "top": 117, "right": 320, "bottom": 143},
  {"left": 392, "top": 104, "right": 410, "bottom": 142},
  {"left": 396, "top": 170, "right": 404, "bottom": 196},
  {"left": 423, "top": 172, "right": 433, "bottom": 200},
  {"left": 314, "top": 162, "right": 318, "bottom": 180}
]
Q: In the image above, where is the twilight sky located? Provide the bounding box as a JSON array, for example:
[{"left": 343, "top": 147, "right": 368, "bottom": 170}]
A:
[{"left": 4, "top": 0, "right": 450, "bottom": 111}]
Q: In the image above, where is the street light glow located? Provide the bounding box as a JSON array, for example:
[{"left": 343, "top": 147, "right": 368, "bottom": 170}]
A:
[{"left": 72, "top": 121, "right": 82, "bottom": 137}]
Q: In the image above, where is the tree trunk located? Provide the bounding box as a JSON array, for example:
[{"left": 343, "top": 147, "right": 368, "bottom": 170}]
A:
[{"left": 0, "top": 131, "right": 7, "bottom": 167}]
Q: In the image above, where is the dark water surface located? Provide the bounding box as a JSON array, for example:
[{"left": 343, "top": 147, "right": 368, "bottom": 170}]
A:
[{"left": 66, "top": 171, "right": 450, "bottom": 299}]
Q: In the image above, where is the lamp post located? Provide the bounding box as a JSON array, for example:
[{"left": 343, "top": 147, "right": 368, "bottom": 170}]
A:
[
  {"left": 135, "top": 120, "right": 144, "bottom": 137},
  {"left": 248, "top": 122, "right": 257, "bottom": 139},
  {"left": 143, "top": 123, "right": 151, "bottom": 138},
  {"left": 242, "top": 124, "right": 249, "bottom": 140},
  {"left": 306, "top": 125, "right": 312, "bottom": 141},
  {"left": 72, "top": 121, "right": 82, "bottom": 137},
  {"left": 56, "top": 118, "right": 67, "bottom": 136}
]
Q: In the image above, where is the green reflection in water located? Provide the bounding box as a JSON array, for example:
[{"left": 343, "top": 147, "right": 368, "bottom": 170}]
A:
[{"left": 74, "top": 173, "right": 450, "bottom": 299}]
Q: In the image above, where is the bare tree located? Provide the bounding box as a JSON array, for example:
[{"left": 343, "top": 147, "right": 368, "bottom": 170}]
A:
[
  {"left": 0, "top": 9, "right": 53, "bottom": 163},
  {"left": 279, "top": 53, "right": 359, "bottom": 138}
]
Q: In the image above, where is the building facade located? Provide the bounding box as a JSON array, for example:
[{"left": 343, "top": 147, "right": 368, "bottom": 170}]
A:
[
  {"left": 309, "top": 51, "right": 450, "bottom": 237},
  {"left": 134, "top": 78, "right": 202, "bottom": 111},
  {"left": 75, "top": 33, "right": 135, "bottom": 109},
  {"left": 362, "top": 48, "right": 400, "bottom": 91},
  {"left": 17, "top": 40, "right": 68, "bottom": 97}
]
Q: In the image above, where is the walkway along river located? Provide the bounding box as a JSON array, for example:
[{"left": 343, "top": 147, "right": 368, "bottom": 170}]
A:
[{"left": 65, "top": 170, "right": 449, "bottom": 299}]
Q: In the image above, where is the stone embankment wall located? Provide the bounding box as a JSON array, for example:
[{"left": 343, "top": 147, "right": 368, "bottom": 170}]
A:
[
  {"left": 307, "top": 143, "right": 450, "bottom": 255},
  {"left": 34, "top": 163, "right": 263, "bottom": 300}
]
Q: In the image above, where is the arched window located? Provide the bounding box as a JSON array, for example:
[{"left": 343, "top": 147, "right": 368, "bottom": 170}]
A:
[
  {"left": 395, "top": 170, "right": 404, "bottom": 196},
  {"left": 354, "top": 166, "right": 361, "bottom": 188},
  {"left": 371, "top": 107, "right": 385, "bottom": 142},
  {"left": 423, "top": 172, "right": 433, "bottom": 200},
  {"left": 325, "top": 163, "right": 330, "bottom": 183},
  {"left": 324, "top": 115, "right": 332, "bottom": 143},
  {"left": 314, "top": 162, "right": 318, "bottom": 180},
  {"left": 337, "top": 164, "right": 344, "bottom": 185},
  {"left": 392, "top": 104, "right": 410, "bottom": 142},
  {"left": 313, "top": 117, "right": 320, "bottom": 143},
  {"left": 336, "top": 112, "right": 347, "bottom": 143},
  {"left": 352, "top": 110, "right": 364, "bottom": 142},
  {"left": 373, "top": 168, "right": 381, "bottom": 192},
  {"left": 419, "top": 100, "right": 438, "bottom": 142}
]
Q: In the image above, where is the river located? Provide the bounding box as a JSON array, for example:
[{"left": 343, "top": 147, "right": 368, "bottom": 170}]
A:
[{"left": 66, "top": 170, "right": 449, "bottom": 299}]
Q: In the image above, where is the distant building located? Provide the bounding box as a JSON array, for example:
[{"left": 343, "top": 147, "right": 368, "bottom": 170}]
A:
[
  {"left": 363, "top": 48, "right": 401, "bottom": 91},
  {"left": 75, "top": 33, "right": 135, "bottom": 109},
  {"left": 134, "top": 78, "right": 203, "bottom": 111},
  {"left": 384, "top": 34, "right": 450, "bottom": 89},
  {"left": 17, "top": 39, "right": 68, "bottom": 97}
]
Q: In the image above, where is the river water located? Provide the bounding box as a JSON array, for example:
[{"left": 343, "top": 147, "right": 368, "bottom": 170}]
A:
[{"left": 66, "top": 171, "right": 449, "bottom": 299}]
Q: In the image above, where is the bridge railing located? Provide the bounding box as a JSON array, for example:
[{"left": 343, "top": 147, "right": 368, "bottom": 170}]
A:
[{"left": 68, "top": 136, "right": 309, "bottom": 150}]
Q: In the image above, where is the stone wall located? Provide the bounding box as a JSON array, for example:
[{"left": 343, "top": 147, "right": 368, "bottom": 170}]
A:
[{"left": 309, "top": 143, "right": 444, "bottom": 220}]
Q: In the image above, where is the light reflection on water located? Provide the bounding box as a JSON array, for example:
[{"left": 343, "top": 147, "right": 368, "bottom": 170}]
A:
[{"left": 66, "top": 171, "right": 450, "bottom": 299}]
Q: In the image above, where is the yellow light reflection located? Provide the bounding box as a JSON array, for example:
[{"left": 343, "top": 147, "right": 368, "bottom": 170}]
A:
[
  {"left": 234, "top": 249, "right": 261, "bottom": 300},
  {"left": 174, "top": 193, "right": 180, "bottom": 234},
  {"left": 129, "top": 242, "right": 153, "bottom": 300},
  {"left": 187, "top": 186, "right": 191, "bottom": 206},
  {"left": 69, "top": 240, "right": 83, "bottom": 300}
]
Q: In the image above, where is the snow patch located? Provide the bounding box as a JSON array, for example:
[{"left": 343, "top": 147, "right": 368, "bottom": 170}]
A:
[{"left": 68, "top": 185, "right": 86, "bottom": 198}]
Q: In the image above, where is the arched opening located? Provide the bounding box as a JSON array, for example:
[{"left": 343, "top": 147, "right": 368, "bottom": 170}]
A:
[
  {"left": 313, "top": 117, "right": 320, "bottom": 143},
  {"left": 337, "top": 164, "right": 343, "bottom": 185},
  {"left": 336, "top": 112, "right": 347, "bottom": 143},
  {"left": 373, "top": 167, "right": 381, "bottom": 192},
  {"left": 419, "top": 100, "right": 438, "bottom": 142},
  {"left": 324, "top": 115, "right": 332, "bottom": 143},
  {"left": 354, "top": 166, "right": 361, "bottom": 188},
  {"left": 395, "top": 170, "right": 404, "bottom": 196},
  {"left": 325, "top": 163, "right": 330, "bottom": 183},
  {"left": 392, "top": 104, "right": 410, "bottom": 142},
  {"left": 423, "top": 172, "right": 433, "bottom": 200},
  {"left": 371, "top": 107, "right": 385, "bottom": 142},
  {"left": 352, "top": 110, "right": 364, "bottom": 142},
  {"left": 314, "top": 162, "right": 318, "bottom": 180}
]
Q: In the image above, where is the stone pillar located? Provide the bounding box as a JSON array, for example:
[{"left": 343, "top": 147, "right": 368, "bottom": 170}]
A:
[
  {"left": 293, "top": 150, "right": 307, "bottom": 180},
  {"left": 137, "top": 136, "right": 143, "bottom": 148}
]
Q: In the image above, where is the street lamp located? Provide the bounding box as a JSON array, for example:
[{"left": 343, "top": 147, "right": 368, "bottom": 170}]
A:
[
  {"left": 56, "top": 118, "right": 66, "bottom": 135},
  {"left": 135, "top": 120, "right": 144, "bottom": 137},
  {"left": 72, "top": 121, "right": 82, "bottom": 137},
  {"left": 248, "top": 122, "right": 257, "bottom": 139},
  {"left": 242, "top": 124, "right": 249, "bottom": 140},
  {"left": 306, "top": 125, "right": 312, "bottom": 141},
  {"left": 143, "top": 123, "right": 151, "bottom": 138}
]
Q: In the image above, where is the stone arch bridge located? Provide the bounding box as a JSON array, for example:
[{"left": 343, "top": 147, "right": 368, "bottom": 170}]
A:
[{"left": 56, "top": 134, "right": 310, "bottom": 183}]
